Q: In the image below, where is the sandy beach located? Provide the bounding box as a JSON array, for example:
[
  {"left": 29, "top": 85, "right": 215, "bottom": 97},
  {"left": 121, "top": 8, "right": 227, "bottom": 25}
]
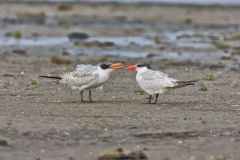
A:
[{"left": 0, "top": 2, "right": 240, "bottom": 160}]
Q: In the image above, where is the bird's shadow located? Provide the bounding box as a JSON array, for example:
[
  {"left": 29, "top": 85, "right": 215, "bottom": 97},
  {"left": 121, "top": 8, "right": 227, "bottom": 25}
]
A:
[{"left": 49, "top": 99, "right": 207, "bottom": 106}]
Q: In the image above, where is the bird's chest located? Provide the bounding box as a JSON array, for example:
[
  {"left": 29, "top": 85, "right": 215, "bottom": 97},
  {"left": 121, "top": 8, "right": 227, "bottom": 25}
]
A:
[
  {"left": 136, "top": 74, "right": 146, "bottom": 87},
  {"left": 92, "top": 73, "right": 109, "bottom": 87},
  {"left": 99, "top": 73, "right": 109, "bottom": 83},
  {"left": 136, "top": 73, "right": 157, "bottom": 89}
]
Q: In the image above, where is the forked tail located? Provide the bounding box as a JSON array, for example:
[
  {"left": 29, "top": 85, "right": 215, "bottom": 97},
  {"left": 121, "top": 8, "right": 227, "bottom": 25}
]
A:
[
  {"left": 39, "top": 75, "right": 62, "bottom": 80},
  {"left": 170, "top": 80, "right": 199, "bottom": 89}
]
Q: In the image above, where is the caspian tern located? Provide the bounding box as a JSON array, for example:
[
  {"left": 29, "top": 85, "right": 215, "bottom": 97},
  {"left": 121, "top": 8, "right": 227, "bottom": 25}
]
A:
[
  {"left": 40, "top": 62, "right": 124, "bottom": 102},
  {"left": 126, "top": 63, "right": 198, "bottom": 104}
]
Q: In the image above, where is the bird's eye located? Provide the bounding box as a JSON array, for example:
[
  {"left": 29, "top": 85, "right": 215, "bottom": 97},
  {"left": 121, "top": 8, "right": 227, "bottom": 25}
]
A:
[
  {"left": 136, "top": 63, "right": 151, "bottom": 68},
  {"left": 100, "top": 63, "right": 111, "bottom": 70}
]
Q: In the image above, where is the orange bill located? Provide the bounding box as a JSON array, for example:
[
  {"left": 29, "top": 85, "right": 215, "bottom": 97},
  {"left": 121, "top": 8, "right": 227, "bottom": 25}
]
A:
[
  {"left": 111, "top": 63, "right": 124, "bottom": 70},
  {"left": 126, "top": 65, "right": 137, "bottom": 71}
]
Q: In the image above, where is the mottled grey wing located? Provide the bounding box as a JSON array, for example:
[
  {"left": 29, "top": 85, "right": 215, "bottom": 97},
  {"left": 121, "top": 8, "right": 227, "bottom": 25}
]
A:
[
  {"left": 60, "top": 71, "right": 99, "bottom": 88},
  {"left": 75, "top": 64, "right": 97, "bottom": 76}
]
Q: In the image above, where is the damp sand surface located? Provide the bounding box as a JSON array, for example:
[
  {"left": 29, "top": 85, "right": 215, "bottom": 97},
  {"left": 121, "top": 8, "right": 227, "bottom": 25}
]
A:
[
  {"left": 0, "top": 55, "right": 240, "bottom": 160},
  {"left": 0, "top": 3, "right": 240, "bottom": 160}
]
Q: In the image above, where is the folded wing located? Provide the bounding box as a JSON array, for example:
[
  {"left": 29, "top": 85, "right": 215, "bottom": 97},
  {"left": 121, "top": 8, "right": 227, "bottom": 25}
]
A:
[
  {"left": 140, "top": 70, "right": 177, "bottom": 88},
  {"left": 59, "top": 64, "right": 99, "bottom": 89},
  {"left": 137, "top": 70, "right": 176, "bottom": 94},
  {"left": 75, "top": 64, "right": 97, "bottom": 75}
]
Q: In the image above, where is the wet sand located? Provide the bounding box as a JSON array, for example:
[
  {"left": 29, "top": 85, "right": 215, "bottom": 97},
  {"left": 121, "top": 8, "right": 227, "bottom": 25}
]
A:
[
  {"left": 0, "top": 55, "right": 240, "bottom": 159},
  {"left": 0, "top": 2, "right": 240, "bottom": 160}
]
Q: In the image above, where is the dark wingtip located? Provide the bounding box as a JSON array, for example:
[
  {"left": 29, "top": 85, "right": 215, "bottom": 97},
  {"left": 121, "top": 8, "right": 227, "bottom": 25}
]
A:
[
  {"left": 39, "top": 75, "right": 62, "bottom": 79},
  {"left": 168, "top": 79, "right": 199, "bottom": 89},
  {"left": 177, "top": 79, "right": 199, "bottom": 84}
]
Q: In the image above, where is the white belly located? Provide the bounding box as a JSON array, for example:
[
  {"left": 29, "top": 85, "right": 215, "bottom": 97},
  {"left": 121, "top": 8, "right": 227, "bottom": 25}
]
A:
[
  {"left": 136, "top": 75, "right": 170, "bottom": 95},
  {"left": 81, "top": 73, "right": 109, "bottom": 91}
]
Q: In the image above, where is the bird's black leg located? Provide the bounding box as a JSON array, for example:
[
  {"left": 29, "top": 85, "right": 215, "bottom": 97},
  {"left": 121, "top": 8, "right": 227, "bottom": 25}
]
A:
[
  {"left": 89, "top": 90, "right": 92, "bottom": 103},
  {"left": 148, "top": 95, "right": 152, "bottom": 104},
  {"left": 154, "top": 94, "right": 159, "bottom": 104},
  {"left": 80, "top": 91, "right": 84, "bottom": 102}
]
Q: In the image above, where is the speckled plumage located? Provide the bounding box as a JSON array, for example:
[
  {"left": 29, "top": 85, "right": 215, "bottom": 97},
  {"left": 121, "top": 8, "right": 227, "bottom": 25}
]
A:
[
  {"left": 59, "top": 64, "right": 109, "bottom": 91},
  {"left": 40, "top": 62, "right": 123, "bottom": 102}
]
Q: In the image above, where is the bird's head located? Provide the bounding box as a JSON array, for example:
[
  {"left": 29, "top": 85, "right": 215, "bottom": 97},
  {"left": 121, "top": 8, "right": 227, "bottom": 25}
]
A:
[
  {"left": 126, "top": 63, "right": 151, "bottom": 71},
  {"left": 98, "top": 62, "right": 124, "bottom": 72}
]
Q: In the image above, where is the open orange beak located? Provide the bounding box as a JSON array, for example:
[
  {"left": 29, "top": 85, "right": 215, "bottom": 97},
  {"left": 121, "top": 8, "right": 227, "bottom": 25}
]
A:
[
  {"left": 111, "top": 63, "right": 124, "bottom": 70},
  {"left": 126, "top": 65, "right": 137, "bottom": 71}
]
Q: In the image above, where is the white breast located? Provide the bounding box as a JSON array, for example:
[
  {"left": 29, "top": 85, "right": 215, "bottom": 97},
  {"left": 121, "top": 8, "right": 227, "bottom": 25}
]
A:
[{"left": 84, "top": 70, "right": 109, "bottom": 90}]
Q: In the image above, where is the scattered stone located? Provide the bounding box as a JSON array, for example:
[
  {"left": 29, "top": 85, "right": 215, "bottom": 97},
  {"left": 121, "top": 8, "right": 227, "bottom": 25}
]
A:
[
  {"left": 69, "top": 157, "right": 74, "bottom": 160},
  {"left": 207, "top": 63, "right": 225, "bottom": 69},
  {"left": 76, "top": 41, "right": 114, "bottom": 47},
  {"left": 68, "top": 32, "right": 89, "bottom": 41},
  {"left": 32, "top": 32, "right": 40, "bottom": 38},
  {"left": 62, "top": 50, "right": 70, "bottom": 56},
  {"left": 98, "top": 148, "right": 148, "bottom": 160},
  {"left": 220, "top": 56, "right": 231, "bottom": 60},
  {"left": 0, "top": 139, "right": 8, "bottom": 146},
  {"left": 22, "top": 131, "right": 32, "bottom": 137},
  {"left": 213, "top": 42, "right": 230, "bottom": 51},
  {"left": 2, "top": 16, "right": 21, "bottom": 24},
  {"left": 57, "top": 4, "right": 74, "bottom": 12},
  {"left": 201, "top": 121, "right": 206, "bottom": 124},
  {"left": 12, "top": 49, "right": 27, "bottom": 55},
  {"left": 2, "top": 51, "right": 9, "bottom": 55},
  {"left": 183, "top": 18, "right": 194, "bottom": 24},
  {"left": 114, "top": 15, "right": 127, "bottom": 21},
  {"left": 208, "top": 35, "right": 221, "bottom": 41},
  {"left": 232, "top": 48, "right": 240, "bottom": 55},
  {"left": 51, "top": 56, "right": 72, "bottom": 65},
  {"left": 146, "top": 53, "right": 157, "bottom": 58},
  {"left": 2, "top": 74, "right": 15, "bottom": 77},
  {"left": 16, "top": 12, "right": 46, "bottom": 24}
]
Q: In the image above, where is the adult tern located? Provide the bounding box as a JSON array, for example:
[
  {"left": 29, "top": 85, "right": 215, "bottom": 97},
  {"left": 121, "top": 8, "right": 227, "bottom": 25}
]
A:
[{"left": 126, "top": 63, "right": 198, "bottom": 104}]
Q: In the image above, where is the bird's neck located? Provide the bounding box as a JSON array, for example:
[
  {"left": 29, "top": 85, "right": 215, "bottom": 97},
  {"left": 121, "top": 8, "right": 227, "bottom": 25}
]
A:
[
  {"left": 137, "top": 67, "right": 148, "bottom": 73},
  {"left": 98, "top": 68, "right": 111, "bottom": 76}
]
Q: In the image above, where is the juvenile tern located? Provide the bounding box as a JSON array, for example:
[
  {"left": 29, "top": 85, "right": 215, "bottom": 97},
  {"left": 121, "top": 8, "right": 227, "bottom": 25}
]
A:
[
  {"left": 40, "top": 62, "right": 124, "bottom": 102},
  {"left": 126, "top": 63, "right": 198, "bottom": 104}
]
